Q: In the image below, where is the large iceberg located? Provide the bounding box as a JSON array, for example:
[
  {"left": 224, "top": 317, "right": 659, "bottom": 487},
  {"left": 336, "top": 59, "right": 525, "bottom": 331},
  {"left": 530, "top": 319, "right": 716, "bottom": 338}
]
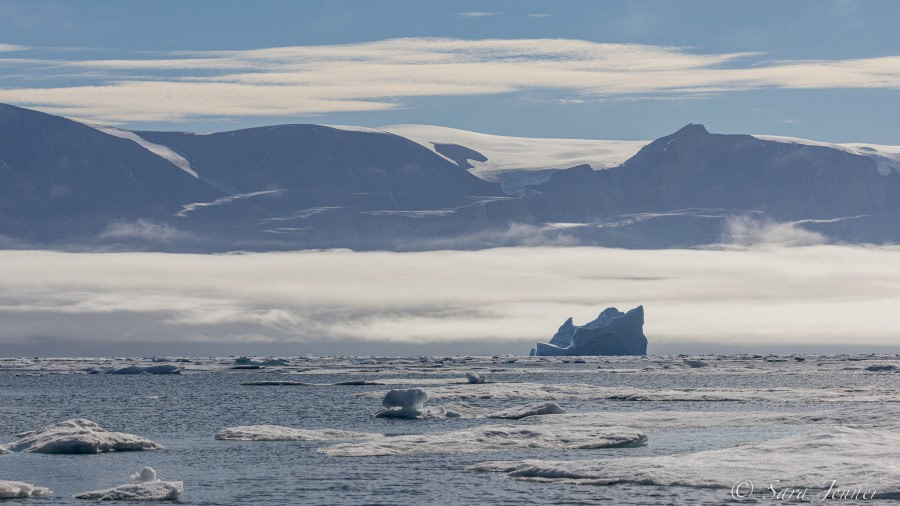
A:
[
  {"left": 531, "top": 306, "right": 648, "bottom": 356},
  {"left": 5, "top": 419, "right": 164, "bottom": 454}
]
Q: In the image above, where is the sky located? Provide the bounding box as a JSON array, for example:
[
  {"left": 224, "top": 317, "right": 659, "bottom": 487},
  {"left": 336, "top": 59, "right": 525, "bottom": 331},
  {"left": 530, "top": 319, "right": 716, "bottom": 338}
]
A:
[{"left": 0, "top": 0, "right": 899, "bottom": 142}]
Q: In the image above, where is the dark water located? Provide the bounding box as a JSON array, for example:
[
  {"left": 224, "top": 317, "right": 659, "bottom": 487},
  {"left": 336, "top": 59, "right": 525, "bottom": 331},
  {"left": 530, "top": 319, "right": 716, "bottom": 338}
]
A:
[{"left": 1, "top": 355, "right": 898, "bottom": 504}]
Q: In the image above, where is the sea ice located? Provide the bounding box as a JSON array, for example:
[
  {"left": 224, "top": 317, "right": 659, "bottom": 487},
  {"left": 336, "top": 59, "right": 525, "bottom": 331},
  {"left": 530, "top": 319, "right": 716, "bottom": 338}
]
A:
[
  {"left": 0, "top": 480, "right": 51, "bottom": 499},
  {"left": 470, "top": 427, "right": 900, "bottom": 495},
  {"left": 321, "top": 424, "right": 646, "bottom": 457},
  {"left": 107, "top": 365, "right": 181, "bottom": 375},
  {"left": 4, "top": 419, "right": 164, "bottom": 454},
  {"left": 486, "top": 402, "right": 567, "bottom": 419},
  {"left": 215, "top": 425, "right": 374, "bottom": 441}
]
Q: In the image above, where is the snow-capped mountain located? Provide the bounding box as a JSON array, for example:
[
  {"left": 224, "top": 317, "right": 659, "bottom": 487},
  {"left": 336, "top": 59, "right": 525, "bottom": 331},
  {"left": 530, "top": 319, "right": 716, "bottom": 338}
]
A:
[{"left": 1, "top": 103, "right": 899, "bottom": 251}]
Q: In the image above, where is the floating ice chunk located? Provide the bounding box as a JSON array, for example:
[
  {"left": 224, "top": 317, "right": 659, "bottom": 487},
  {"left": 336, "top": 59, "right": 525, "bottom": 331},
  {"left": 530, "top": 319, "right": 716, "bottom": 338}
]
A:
[
  {"left": 0, "top": 480, "right": 51, "bottom": 499},
  {"left": 215, "top": 425, "right": 374, "bottom": 441},
  {"left": 470, "top": 427, "right": 900, "bottom": 495},
  {"left": 5, "top": 419, "right": 164, "bottom": 454},
  {"left": 465, "top": 372, "right": 487, "bottom": 384},
  {"left": 74, "top": 480, "right": 183, "bottom": 501},
  {"left": 375, "top": 389, "right": 429, "bottom": 418},
  {"left": 682, "top": 359, "right": 708, "bottom": 368},
  {"left": 322, "top": 424, "right": 645, "bottom": 457},
  {"left": 131, "top": 467, "right": 157, "bottom": 484},
  {"left": 487, "top": 402, "right": 567, "bottom": 419},
  {"left": 107, "top": 365, "right": 181, "bottom": 375},
  {"left": 0, "top": 445, "right": 8, "bottom": 454}
]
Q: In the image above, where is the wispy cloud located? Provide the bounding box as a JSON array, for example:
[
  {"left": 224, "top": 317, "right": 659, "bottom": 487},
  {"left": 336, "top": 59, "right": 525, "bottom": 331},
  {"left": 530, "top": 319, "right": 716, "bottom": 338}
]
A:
[
  {"left": 0, "top": 43, "right": 28, "bottom": 52},
  {"left": 0, "top": 38, "right": 898, "bottom": 124},
  {"left": 1, "top": 245, "right": 899, "bottom": 354},
  {"left": 458, "top": 11, "right": 502, "bottom": 17}
]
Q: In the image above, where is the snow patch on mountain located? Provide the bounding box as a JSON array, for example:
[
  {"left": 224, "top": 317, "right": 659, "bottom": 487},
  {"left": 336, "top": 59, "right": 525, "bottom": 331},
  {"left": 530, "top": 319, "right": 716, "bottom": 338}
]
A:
[
  {"left": 91, "top": 125, "right": 200, "bottom": 178},
  {"left": 379, "top": 124, "right": 647, "bottom": 178},
  {"left": 754, "top": 134, "right": 900, "bottom": 175}
]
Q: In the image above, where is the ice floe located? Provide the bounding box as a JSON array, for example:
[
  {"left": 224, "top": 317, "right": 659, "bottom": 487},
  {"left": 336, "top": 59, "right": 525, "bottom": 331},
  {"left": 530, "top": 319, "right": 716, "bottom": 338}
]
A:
[
  {"left": 0, "top": 480, "right": 51, "bottom": 499},
  {"left": 470, "top": 427, "right": 900, "bottom": 496},
  {"left": 74, "top": 467, "right": 183, "bottom": 501},
  {"left": 215, "top": 425, "right": 374, "bottom": 441},
  {"left": 361, "top": 382, "right": 900, "bottom": 403},
  {"left": 107, "top": 365, "right": 181, "bottom": 375},
  {"left": 486, "top": 402, "right": 567, "bottom": 420},
  {"left": 5, "top": 419, "right": 164, "bottom": 454},
  {"left": 321, "top": 425, "right": 646, "bottom": 457}
]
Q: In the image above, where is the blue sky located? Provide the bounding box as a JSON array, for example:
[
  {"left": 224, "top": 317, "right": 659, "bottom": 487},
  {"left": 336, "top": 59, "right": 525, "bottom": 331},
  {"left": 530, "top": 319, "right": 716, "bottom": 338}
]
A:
[{"left": 1, "top": 0, "right": 899, "bottom": 142}]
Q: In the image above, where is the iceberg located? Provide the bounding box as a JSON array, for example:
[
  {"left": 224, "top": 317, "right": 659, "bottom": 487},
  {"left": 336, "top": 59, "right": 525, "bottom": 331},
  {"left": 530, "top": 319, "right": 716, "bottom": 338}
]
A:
[
  {"left": 374, "top": 389, "right": 429, "bottom": 418},
  {"left": 215, "top": 425, "right": 374, "bottom": 441},
  {"left": 0, "top": 480, "right": 51, "bottom": 499},
  {"left": 4, "top": 419, "right": 164, "bottom": 454},
  {"left": 74, "top": 467, "right": 182, "bottom": 501},
  {"left": 465, "top": 372, "right": 487, "bottom": 384},
  {"left": 321, "top": 424, "right": 645, "bottom": 457},
  {"left": 531, "top": 306, "right": 648, "bottom": 356}
]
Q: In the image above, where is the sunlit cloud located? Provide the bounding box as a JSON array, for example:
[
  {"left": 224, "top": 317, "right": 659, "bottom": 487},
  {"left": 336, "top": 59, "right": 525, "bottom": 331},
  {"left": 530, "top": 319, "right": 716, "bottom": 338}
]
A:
[
  {"left": 0, "top": 38, "right": 898, "bottom": 124},
  {"left": 0, "top": 245, "right": 898, "bottom": 354}
]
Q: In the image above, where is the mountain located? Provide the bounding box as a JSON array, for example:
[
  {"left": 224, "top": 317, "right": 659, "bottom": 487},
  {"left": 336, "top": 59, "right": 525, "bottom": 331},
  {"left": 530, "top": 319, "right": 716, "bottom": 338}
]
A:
[
  {"left": 524, "top": 124, "right": 900, "bottom": 246},
  {"left": 1, "top": 102, "right": 899, "bottom": 251},
  {"left": 0, "top": 103, "right": 224, "bottom": 246}
]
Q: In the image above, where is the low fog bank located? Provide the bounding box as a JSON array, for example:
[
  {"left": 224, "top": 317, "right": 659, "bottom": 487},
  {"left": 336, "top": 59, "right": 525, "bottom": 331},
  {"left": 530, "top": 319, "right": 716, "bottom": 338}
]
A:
[{"left": 1, "top": 245, "right": 898, "bottom": 356}]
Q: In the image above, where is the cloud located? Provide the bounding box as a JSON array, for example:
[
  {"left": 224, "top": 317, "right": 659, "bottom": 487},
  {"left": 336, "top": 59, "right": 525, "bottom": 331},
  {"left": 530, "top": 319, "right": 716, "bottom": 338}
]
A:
[
  {"left": 720, "top": 216, "right": 826, "bottom": 247},
  {"left": 1, "top": 245, "right": 899, "bottom": 355},
  {"left": 99, "top": 220, "right": 189, "bottom": 241},
  {"left": 458, "top": 12, "right": 501, "bottom": 18},
  {"left": 0, "top": 38, "right": 898, "bottom": 124},
  {"left": 0, "top": 43, "right": 28, "bottom": 52}
]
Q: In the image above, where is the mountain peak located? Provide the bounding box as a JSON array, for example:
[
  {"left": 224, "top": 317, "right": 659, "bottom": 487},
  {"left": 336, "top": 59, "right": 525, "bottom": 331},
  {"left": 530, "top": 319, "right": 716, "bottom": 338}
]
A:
[{"left": 672, "top": 123, "right": 709, "bottom": 136}]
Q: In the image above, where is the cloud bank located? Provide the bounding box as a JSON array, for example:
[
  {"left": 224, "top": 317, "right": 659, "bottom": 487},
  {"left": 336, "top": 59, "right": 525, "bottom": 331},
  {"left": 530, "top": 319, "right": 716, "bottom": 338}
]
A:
[
  {"left": 1, "top": 245, "right": 899, "bottom": 355},
  {"left": 0, "top": 38, "right": 898, "bottom": 123}
]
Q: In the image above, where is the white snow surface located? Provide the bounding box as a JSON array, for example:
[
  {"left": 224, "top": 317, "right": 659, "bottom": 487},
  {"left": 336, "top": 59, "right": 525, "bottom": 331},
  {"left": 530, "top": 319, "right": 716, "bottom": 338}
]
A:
[
  {"left": 0, "top": 480, "right": 51, "bottom": 499},
  {"left": 74, "top": 481, "right": 183, "bottom": 501},
  {"left": 754, "top": 134, "right": 900, "bottom": 175},
  {"left": 379, "top": 124, "right": 647, "bottom": 177},
  {"left": 321, "top": 424, "right": 645, "bottom": 457},
  {"left": 92, "top": 125, "right": 199, "bottom": 178},
  {"left": 5, "top": 419, "right": 164, "bottom": 454},
  {"left": 471, "top": 427, "right": 900, "bottom": 495},
  {"left": 215, "top": 425, "right": 374, "bottom": 441}
]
